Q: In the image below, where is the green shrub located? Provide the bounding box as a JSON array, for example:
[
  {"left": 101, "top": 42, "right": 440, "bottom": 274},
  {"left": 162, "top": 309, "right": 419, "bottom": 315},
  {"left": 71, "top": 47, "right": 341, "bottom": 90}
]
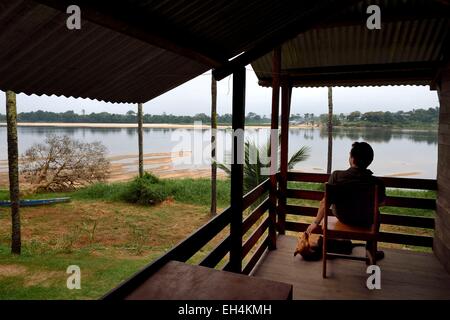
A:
[{"left": 121, "top": 173, "right": 169, "bottom": 205}]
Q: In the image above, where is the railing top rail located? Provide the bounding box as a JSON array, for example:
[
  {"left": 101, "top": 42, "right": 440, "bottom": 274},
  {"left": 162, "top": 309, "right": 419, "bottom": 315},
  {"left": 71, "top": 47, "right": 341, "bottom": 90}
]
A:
[{"left": 287, "top": 171, "right": 437, "bottom": 190}]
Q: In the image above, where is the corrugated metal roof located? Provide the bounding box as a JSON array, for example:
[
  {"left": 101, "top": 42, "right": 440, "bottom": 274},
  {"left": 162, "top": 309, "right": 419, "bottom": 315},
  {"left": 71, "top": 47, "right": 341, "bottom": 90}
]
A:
[
  {"left": 0, "top": 0, "right": 209, "bottom": 103},
  {"left": 252, "top": 0, "right": 450, "bottom": 87},
  {"left": 0, "top": 0, "right": 448, "bottom": 102}
]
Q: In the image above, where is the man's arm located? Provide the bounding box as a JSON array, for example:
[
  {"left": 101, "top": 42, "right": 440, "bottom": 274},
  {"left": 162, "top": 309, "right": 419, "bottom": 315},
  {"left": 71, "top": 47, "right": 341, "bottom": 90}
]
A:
[{"left": 306, "top": 197, "right": 326, "bottom": 234}]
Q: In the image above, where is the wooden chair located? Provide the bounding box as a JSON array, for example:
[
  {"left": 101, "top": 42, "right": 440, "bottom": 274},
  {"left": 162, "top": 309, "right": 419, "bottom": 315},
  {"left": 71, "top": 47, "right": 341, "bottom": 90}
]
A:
[{"left": 322, "top": 182, "right": 380, "bottom": 278}]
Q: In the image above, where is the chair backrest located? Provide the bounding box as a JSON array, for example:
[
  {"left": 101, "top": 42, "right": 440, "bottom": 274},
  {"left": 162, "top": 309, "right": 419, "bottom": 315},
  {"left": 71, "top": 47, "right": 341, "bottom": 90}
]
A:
[{"left": 325, "top": 183, "right": 379, "bottom": 231}]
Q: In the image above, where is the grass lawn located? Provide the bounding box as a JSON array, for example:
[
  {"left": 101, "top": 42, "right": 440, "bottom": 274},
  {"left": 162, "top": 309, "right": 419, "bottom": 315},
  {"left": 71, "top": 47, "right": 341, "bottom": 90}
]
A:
[
  {"left": 0, "top": 178, "right": 436, "bottom": 299},
  {"left": 0, "top": 178, "right": 230, "bottom": 300}
]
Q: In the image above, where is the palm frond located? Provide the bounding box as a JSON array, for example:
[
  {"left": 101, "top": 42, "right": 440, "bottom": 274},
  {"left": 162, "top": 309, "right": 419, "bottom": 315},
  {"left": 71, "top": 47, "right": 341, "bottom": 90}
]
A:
[
  {"left": 288, "top": 146, "right": 311, "bottom": 170},
  {"left": 217, "top": 162, "right": 231, "bottom": 176}
]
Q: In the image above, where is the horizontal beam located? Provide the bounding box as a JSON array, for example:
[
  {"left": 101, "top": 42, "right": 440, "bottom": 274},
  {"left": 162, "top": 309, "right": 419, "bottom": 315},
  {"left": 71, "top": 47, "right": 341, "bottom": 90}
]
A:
[
  {"left": 243, "top": 198, "right": 270, "bottom": 235},
  {"left": 284, "top": 204, "right": 435, "bottom": 229},
  {"left": 287, "top": 171, "right": 437, "bottom": 190},
  {"left": 285, "top": 221, "right": 433, "bottom": 247},
  {"left": 199, "top": 236, "right": 230, "bottom": 269},
  {"left": 286, "top": 188, "right": 436, "bottom": 209},
  {"left": 242, "top": 217, "right": 269, "bottom": 259},
  {"left": 242, "top": 236, "right": 269, "bottom": 275},
  {"left": 258, "top": 62, "right": 439, "bottom": 87},
  {"left": 243, "top": 179, "right": 270, "bottom": 210}
]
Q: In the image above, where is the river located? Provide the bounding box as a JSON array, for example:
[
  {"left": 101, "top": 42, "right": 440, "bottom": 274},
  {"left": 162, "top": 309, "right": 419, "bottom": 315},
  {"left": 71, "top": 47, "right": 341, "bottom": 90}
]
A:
[{"left": 0, "top": 126, "right": 438, "bottom": 180}]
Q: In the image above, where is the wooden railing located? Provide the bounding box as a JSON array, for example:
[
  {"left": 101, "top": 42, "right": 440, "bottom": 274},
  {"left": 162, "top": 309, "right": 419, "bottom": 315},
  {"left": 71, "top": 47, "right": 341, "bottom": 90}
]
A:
[
  {"left": 104, "top": 172, "right": 437, "bottom": 299},
  {"left": 104, "top": 178, "right": 271, "bottom": 299},
  {"left": 282, "top": 172, "right": 436, "bottom": 247}
]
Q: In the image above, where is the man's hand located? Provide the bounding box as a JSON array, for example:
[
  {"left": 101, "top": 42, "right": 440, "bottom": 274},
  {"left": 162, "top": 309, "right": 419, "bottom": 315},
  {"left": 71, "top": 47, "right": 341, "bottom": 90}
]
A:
[{"left": 306, "top": 222, "right": 319, "bottom": 235}]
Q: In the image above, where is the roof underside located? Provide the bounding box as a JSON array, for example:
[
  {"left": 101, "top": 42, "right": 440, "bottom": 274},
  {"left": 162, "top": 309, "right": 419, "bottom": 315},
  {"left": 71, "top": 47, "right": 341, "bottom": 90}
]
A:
[
  {"left": 252, "top": 0, "right": 450, "bottom": 88},
  {"left": 0, "top": 0, "right": 448, "bottom": 103},
  {"left": 0, "top": 1, "right": 209, "bottom": 104}
]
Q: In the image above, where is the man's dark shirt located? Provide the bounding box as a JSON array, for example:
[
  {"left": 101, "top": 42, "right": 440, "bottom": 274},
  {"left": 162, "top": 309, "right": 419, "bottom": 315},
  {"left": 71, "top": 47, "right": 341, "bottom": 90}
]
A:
[{"left": 327, "top": 167, "right": 386, "bottom": 226}]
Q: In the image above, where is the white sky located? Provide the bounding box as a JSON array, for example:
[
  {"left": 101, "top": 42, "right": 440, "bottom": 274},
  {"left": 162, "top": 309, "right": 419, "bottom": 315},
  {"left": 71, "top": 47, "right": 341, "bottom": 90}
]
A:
[{"left": 1, "top": 67, "right": 439, "bottom": 117}]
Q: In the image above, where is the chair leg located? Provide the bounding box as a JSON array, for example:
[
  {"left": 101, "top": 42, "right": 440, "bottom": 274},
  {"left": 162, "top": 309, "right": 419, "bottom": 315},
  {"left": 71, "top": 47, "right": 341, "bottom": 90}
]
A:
[
  {"left": 366, "top": 240, "right": 376, "bottom": 265},
  {"left": 322, "top": 238, "right": 327, "bottom": 278},
  {"left": 371, "top": 240, "right": 378, "bottom": 265}
]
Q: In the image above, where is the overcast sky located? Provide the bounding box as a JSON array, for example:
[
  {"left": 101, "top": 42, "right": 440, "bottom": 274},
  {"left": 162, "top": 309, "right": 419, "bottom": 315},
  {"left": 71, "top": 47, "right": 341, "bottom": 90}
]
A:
[{"left": 2, "top": 67, "right": 439, "bottom": 117}]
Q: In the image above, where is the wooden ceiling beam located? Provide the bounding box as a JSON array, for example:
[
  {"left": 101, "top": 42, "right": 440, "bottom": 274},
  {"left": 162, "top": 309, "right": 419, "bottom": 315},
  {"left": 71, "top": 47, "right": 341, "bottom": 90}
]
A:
[{"left": 257, "top": 62, "right": 438, "bottom": 87}]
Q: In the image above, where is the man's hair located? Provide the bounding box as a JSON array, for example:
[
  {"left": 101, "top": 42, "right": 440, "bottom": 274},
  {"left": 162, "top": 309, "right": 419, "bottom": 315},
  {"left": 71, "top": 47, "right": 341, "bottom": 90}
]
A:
[{"left": 350, "top": 142, "right": 374, "bottom": 169}]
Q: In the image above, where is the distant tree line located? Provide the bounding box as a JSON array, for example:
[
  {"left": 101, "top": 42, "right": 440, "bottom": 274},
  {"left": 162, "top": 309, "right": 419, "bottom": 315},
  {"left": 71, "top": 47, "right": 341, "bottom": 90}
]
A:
[
  {"left": 0, "top": 110, "right": 270, "bottom": 125},
  {"left": 0, "top": 107, "right": 438, "bottom": 128},
  {"left": 318, "top": 107, "right": 438, "bottom": 128}
]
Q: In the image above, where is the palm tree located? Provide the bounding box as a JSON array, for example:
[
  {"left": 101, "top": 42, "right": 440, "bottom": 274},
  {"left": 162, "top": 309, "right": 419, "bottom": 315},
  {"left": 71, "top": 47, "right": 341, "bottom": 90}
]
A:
[
  {"left": 6, "top": 90, "right": 21, "bottom": 254},
  {"left": 218, "top": 135, "right": 310, "bottom": 193}
]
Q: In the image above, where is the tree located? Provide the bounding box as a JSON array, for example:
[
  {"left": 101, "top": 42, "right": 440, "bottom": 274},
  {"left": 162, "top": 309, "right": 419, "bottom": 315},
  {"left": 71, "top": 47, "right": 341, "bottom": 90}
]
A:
[
  {"left": 347, "top": 111, "right": 361, "bottom": 122},
  {"left": 210, "top": 76, "right": 217, "bottom": 216},
  {"left": 6, "top": 91, "right": 21, "bottom": 254},
  {"left": 137, "top": 103, "right": 144, "bottom": 177},
  {"left": 327, "top": 87, "right": 333, "bottom": 174},
  {"left": 21, "top": 135, "right": 110, "bottom": 192},
  {"left": 218, "top": 135, "right": 310, "bottom": 193}
]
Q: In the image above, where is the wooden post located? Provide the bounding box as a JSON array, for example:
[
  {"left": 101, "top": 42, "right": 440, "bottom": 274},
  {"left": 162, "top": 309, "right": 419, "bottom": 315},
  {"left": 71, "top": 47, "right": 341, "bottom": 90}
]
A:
[
  {"left": 278, "top": 84, "right": 292, "bottom": 235},
  {"left": 138, "top": 103, "right": 144, "bottom": 178},
  {"left": 327, "top": 87, "right": 333, "bottom": 174},
  {"left": 269, "top": 47, "right": 281, "bottom": 250},
  {"left": 210, "top": 76, "right": 217, "bottom": 216},
  {"left": 6, "top": 90, "right": 21, "bottom": 254},
  {"left": 229, "top": 67, "right": 246, "bottom": 273}
]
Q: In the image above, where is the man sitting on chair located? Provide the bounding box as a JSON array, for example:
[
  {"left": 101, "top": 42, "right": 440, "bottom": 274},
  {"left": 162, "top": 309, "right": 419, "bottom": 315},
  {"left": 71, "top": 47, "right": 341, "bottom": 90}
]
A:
[{"left": 306, "top": 141, "right": 386, "bottom": 258}]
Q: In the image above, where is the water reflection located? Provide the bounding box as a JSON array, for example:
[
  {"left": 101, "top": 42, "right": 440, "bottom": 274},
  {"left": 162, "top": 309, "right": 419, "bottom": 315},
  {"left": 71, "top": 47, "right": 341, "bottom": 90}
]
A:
[
  {"left": 0, "top": 126, "right": 438, "bottom": 179},
  {"left": 317, "top": 127, "right": 437, "bottom": 145}
]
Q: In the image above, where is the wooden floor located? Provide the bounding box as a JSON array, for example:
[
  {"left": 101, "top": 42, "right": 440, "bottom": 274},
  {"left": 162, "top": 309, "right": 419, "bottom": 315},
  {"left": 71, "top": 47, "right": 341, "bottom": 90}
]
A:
[{"left": 252, "top": 235, "right": 450, "bottom": 299}]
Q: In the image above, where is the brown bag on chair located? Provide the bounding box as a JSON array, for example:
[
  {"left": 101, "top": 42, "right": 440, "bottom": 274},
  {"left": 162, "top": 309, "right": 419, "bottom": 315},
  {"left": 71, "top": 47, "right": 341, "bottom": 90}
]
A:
[{"left": 294, "top": 232, "right": 323, "bottom": 261}]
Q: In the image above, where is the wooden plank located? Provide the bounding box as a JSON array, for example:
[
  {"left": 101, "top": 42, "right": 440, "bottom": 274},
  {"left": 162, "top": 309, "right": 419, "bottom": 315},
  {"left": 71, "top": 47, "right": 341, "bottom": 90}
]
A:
[
  {"left": 286, "top": 189, "right": 323, "bottom": 200},
  {"left": 284, "top": 221, "right": 434, "bottom": 247},
  {"left": 287, "top": 172, "right": 329, "bottom": 183},
  {"left": 380, "top": 176, "right": 437, "bottom": 190},
  {"left": 229, "top": 66, "right": 246, "bottom": 273},
  {"left": 285, "top": 205, "right": 435, "bottom": 229},
  {"left": 252, "top": 235, "right": 450, "bottom": 300},
  {"left": 243, "top": 198, "right": 269, "bottom": 234},
  {"left": 243, "top": 179, "right": 270, "bottom": 210},
  {"left": 285, "top": 204, "right": 317, "bottom": 217},
  {"left": 242, "top": 217, "right": 269, "bottom": 258},
  {"left": 385, "top": 196, "right": 436, "bottom": 209},
  {"left": 381, "top": 213, "right": 435, "bottom": 229},
  {"left": 286, "top": 188, "right": 436, "bottom": 209},
  {"left": 243, "top": 236, "right": 269, "bottom": 275},
  {"left": 199, "top": 236, "right": 230, "bottom": 269},
  {"left": 379, "top": 232, "right": 434, "bottom": 247},
  {"left": 287, "top": 171, "right": 437, "bottom": 190}
]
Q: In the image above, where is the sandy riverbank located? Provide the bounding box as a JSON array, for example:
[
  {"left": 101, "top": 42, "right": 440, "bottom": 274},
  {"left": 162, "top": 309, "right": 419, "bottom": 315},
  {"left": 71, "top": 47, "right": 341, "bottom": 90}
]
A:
[
  {"left": 0, "top": 122, "right": 318, "bottom": 129},
  {"left": 0, "top": 151, "right": 227, "bottom": 188}
]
